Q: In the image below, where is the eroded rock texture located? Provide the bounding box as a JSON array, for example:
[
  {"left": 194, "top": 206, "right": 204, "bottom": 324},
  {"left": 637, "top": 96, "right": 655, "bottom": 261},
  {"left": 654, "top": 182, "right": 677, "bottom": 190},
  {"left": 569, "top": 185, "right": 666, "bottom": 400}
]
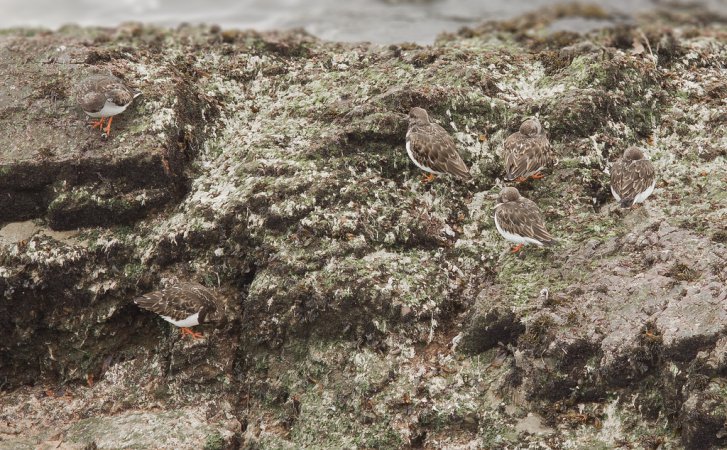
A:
[{"left": 1, "top": 6, "right": 726, "bottom": 449}]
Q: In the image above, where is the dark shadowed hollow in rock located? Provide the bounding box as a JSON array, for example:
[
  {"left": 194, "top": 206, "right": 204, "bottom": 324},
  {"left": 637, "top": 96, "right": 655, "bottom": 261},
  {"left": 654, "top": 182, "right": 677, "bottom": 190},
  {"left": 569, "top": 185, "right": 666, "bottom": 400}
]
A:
[{"left": 1, "top": 4, "right": 726, "bottom": 450}]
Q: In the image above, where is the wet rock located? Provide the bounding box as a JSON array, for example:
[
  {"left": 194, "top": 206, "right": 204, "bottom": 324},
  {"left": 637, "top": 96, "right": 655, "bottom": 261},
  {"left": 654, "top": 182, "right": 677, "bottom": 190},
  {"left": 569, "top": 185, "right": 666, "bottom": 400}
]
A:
[
  {"left": 680, "top": 381, "right": 727, "bottom": 450},
  {"left": 63, "top": 408, "right": 239, "bottom": 449},
  {"left": 459, "top": 285, "right": 525, "bottom": 354},
  {"left": 0, "top": 30, "right": 217, "bottom": 229},
  {"left": 558, "top": 40, "right": 604, "bottom": 59},
  {"left": 0, "top": 9, "right": 725, "bottom": 449},
  {"left": 514, "top": 218, "right": 727, "bottom": 431}
]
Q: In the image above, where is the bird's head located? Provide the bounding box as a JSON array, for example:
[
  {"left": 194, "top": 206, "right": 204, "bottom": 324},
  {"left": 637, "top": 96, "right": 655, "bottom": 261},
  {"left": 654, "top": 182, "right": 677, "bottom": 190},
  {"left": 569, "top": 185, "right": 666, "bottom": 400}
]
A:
[
  {"left": 497, "top": 186, "right": 521, "bottom": 204},
  {"left": 623, "top": 146, "right": 645, "bottom": 161},
  {"left": 408, "top": 107, "right": 430, "bottom": 126},
  {"left": 520, "top": 117, "right": 542, "bottom": 137}
]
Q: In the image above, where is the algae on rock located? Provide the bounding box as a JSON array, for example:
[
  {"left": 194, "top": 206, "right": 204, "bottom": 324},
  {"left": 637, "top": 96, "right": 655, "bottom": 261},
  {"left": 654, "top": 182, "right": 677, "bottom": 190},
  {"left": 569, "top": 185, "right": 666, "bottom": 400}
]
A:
[{"left": 1, "top": 7, "right": 726, "bottom": 449}]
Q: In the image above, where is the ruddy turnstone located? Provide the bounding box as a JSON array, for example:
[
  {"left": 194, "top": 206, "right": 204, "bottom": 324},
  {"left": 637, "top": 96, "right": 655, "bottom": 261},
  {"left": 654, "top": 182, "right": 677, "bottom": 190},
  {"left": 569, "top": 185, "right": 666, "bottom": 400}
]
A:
[
  {"left": 76, "top": 74, "right": 139, "bottom": 136},
  {"left": 406, "top": 107, "right": 472, "bottom": 182},
  {"left": 134, "top": 282, "right": 223, "bottom": 339},
  {"left": 494, "top": 187, "right": 557, "bottom": 253},
  {"left": 610, "top": 146, "right": 656, "bottom": 208},
  {"left": 502, "top": 117, "right": 552, "bottom": 182}
]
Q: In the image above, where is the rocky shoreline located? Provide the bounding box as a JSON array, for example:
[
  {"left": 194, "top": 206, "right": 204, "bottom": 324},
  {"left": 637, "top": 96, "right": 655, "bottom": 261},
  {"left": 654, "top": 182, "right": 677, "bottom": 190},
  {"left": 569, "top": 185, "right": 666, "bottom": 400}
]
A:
[{"left": 1, "top": 6, "right": 726, "bottom": 449}]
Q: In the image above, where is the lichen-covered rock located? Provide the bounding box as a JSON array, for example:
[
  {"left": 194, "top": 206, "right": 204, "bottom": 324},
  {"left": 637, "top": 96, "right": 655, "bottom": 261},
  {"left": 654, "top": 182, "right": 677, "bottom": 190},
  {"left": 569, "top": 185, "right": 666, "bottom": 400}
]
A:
[
  {"left": 63, "top": 409, "right": 239, "bottom": 449},
  {"left": 680, "top": 382, "right": 727, "bottom": 450},
  {"left": 459, "top": 285, "right": 525, "bottom": 354},
  {"left": 0, "top": 26, "right": 218, "bottom": 228},
  {"left": 1, "top": 6, "right": 726, "bottom": 449}
]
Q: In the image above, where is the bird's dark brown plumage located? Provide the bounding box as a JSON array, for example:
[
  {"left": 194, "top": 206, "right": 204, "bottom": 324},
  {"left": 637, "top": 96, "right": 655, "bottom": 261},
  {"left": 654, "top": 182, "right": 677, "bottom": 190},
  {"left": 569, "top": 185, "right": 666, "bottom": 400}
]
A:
[
  {"left": 494, "top": 187, "right": 557, "bottom": 246},
  {"left": 76, "top": 74, "right": 135, "bottom": 114},
  {"left": 134, "top": 281, "right": 222, "bottom": 324},
  {"left": 406, "top": 107, "right": 472, "bottom": 181},
  {"left": 502, "top": 117, "right": 552, "bottom": 181},
  {"left": 610, "top": 147, "right": 656, "bottom": 208}
]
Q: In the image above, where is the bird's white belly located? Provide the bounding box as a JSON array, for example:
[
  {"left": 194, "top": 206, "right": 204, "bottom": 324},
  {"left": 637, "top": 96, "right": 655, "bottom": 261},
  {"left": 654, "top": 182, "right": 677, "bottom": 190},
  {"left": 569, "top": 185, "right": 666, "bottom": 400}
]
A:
[
  {"left": 406, "top": 140, "right": 442, "bottom": 175},
  {"left": 633, "top": 180, "right": 656, "bottom": 204},
  {"left": 85, "top": 100, "right": 128, "bottom": 118},
  {"left": 160, "top": 312, "right": 200, "bottom": 328},
  {"left": 494, "top": 212, "right": 542, "bottom": 246}
]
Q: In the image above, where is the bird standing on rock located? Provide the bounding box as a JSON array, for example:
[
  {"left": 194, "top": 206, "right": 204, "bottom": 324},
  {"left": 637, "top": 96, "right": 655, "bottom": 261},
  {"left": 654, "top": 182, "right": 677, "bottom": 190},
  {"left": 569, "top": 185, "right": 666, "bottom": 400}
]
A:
[
  {"left": 494, "top": 187, "right": 557, "bottom": 254},
  {"left": 134, "top": 281, "right": 225, "bottom": 339},
  {"left": 502, "top": 117, "right": 552, "bottom": 182},
  {"left": 76, "top": 74, "right": 139, "bottom": 136},
  {"left": 406, "top": 107, "right": 472, "bottom": 182},
  {"left": 610, "top": 146, "right": 656, "bottom": 208}
]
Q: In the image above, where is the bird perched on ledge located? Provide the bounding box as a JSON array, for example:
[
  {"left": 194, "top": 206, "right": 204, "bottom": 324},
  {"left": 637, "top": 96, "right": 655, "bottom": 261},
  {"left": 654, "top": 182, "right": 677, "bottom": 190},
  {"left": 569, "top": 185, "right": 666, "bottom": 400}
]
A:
[
  {"left": 494, "top": 187, "right": 557, "bottom": 253},
  {"left": 502, "top": 117, "right": 552, "bottom": 182},
  {"left": 406, "top": 107, "right": 472, "bottom": 182},
  {"left": 134, "top": 281, "right": 224, "bottom": 339},
  {"left": 610, "top": 146, "right": 656, "bottom": 208},
  {"left": 76, "top": 74, "right": 140, "bottom": 136}
]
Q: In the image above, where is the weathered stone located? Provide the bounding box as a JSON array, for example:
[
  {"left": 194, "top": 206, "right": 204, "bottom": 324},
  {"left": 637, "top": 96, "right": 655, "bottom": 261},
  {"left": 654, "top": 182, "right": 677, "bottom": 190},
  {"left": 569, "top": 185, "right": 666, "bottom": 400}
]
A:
[
  {"left": 62, "top": 409, "right": 239, "bottom": 449},
  {"left": 0, "top": 7, "right": 726, "bottom": 449},
  {"left": 459, "top": 285, "right": 525, "bottom": 354},
  {"left": 0, "top": 29, "right": 218, "bottom": 229}
]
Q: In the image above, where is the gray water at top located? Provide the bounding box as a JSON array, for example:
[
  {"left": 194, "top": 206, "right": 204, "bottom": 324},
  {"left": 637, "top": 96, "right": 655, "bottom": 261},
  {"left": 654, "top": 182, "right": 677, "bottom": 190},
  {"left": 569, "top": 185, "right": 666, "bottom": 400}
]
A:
[{"left": 1, "top": 0, "right": 726, "bottom": 44}]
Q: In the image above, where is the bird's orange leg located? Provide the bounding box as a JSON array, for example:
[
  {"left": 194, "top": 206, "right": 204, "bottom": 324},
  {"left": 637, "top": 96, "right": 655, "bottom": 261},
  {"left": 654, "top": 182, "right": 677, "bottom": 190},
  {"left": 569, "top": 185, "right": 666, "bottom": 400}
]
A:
[
  {"left": 103, "top": 116, "right": 113, "bottom": 136},
  {"left": 510, "top": 244, "right": 524, "bottom": 254},
  {"left": 180, "top": 327, "right": 204, "bottom": 339},
  {"left": 421, "top": 173, "right": 437, "bottom": 183},
  {"left": 529, "top": 172, "right": 545, "bottom": 180},
  {"left": 90, "top": 117, "right": 107, "bottom": 130}
]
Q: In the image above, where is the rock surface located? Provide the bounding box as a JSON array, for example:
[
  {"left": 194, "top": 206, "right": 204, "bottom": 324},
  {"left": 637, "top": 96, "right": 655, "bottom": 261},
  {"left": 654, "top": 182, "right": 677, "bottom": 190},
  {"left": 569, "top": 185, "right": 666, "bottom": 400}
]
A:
[{"left": 1, "top": 6, "right": 726, "bottom": 449}]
